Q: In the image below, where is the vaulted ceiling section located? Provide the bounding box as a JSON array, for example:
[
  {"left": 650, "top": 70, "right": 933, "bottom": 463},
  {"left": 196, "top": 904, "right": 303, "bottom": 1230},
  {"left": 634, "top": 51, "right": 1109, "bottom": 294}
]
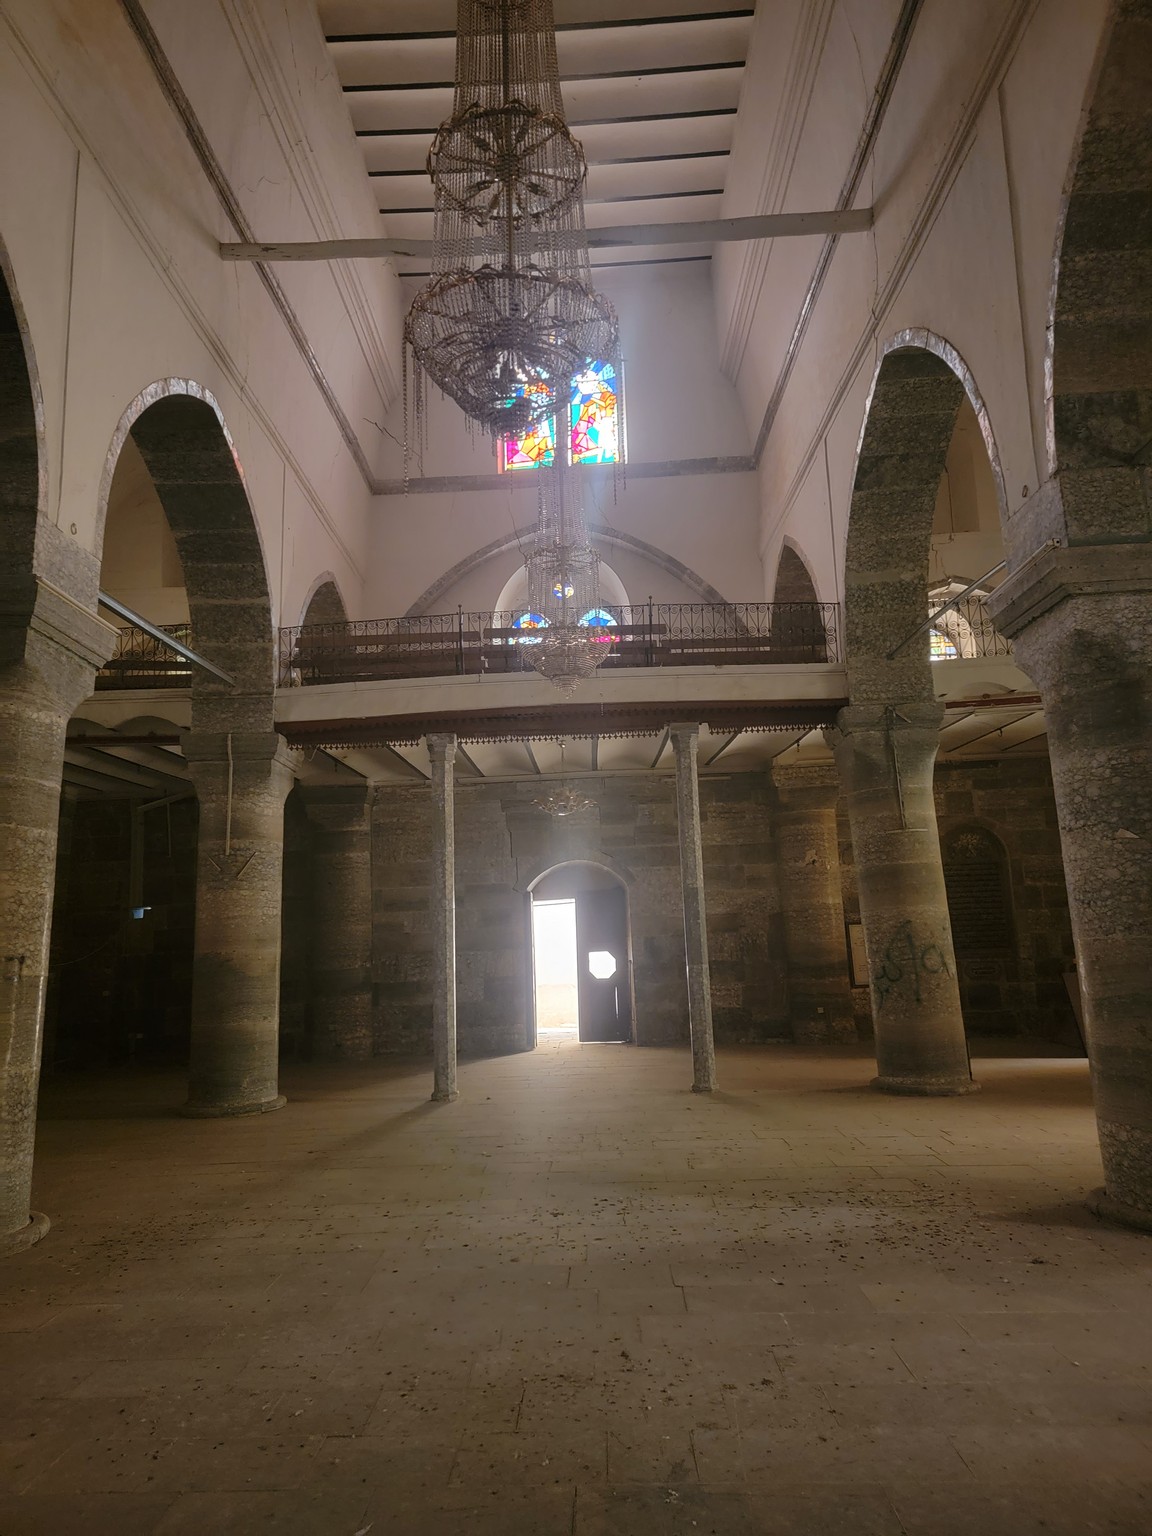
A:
[{"left": 318, "top": 1, "right": 756, "bottom": 277}]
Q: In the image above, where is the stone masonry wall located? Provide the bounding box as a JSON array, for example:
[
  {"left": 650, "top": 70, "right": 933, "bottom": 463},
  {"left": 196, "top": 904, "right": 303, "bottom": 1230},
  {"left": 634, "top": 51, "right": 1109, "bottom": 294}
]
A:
[{"left": 371, "top": 771, "right": 790, "bottom": 1057}]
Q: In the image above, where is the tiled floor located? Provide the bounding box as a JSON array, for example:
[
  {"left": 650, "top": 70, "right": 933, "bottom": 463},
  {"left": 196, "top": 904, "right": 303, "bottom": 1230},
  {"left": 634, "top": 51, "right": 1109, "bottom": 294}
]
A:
[{"left": 3, "top": 1039, "right": 1151, "bottom": 1534}]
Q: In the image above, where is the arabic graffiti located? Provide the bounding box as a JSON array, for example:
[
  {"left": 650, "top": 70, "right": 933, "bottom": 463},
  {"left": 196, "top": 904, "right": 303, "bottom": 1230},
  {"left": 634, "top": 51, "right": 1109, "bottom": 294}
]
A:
[{"left": 872, "top": 920, "right": 951, "bottom": 1010}]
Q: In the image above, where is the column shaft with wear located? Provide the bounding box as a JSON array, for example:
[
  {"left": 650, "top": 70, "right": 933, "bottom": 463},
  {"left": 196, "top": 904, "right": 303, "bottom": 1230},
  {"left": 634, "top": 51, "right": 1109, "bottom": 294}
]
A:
[
  {"left": 0, "top": 580, "right": 114, "bottom": 1253},
  {"left": 670, "top": 723, "right": 716, "bottom": 1093},
  {"left": 182, "top": 731, "right": 294, "bottom": 1116},
  {"left": 828, "top": 703, "right": 975, "bottom": 1095},
  {"left": 427, "top": 734, "right": 458, "bottom": 1103}
]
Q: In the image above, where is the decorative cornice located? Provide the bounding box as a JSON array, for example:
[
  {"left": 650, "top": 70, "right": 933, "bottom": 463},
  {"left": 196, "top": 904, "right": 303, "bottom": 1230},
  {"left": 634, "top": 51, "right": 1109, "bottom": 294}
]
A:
[
  {"left": 278, "top": 699, "right": 846, "bottom": 750},
  {"left": 986, "top": 541, "right": 1152, "bottom": 638}
]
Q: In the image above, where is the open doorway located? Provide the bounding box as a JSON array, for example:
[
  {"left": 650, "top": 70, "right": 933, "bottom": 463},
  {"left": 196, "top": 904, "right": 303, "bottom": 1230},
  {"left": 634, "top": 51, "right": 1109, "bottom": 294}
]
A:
[{"left": 529, "top": 864, "right": 633, "bottom": 1044}]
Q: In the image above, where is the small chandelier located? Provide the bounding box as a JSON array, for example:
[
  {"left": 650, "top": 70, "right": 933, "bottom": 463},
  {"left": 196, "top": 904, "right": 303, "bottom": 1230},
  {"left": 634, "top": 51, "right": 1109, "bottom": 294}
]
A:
[
  {"left": 405, "top": 0, "right": 620, "bottom": 444},
  {"left": 534, "top": 741, "right": 596, "bottom": 817}
]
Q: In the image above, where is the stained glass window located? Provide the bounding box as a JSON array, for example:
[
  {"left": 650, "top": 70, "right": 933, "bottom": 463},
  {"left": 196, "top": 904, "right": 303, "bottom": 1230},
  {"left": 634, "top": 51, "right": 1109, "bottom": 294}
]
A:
[
  {"left": 500, "top": 361, "right": 620, "bottom": 471},
  {"left": 929, "top": 629, "right": 958, "bottom": 660},
  {"left": 570, "top": 361, "right": 619, "bottom": 466},
  {"left": 511, "top": 611, "right": 549, "bottom": 643},
  {"left": 579, "top": 608, "right": 618, "bottom": 644}
]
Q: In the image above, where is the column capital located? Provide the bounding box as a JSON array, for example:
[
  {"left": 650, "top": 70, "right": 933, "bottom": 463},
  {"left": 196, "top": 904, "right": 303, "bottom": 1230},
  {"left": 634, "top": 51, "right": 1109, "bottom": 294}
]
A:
[
  {"left": 0, "top": 575, "right": 117, "bottom": 704},
  {"left": 986, "top": 541, "right": 1152, "bottom": 639},
  {"left": 668, "top": 721, "right": 701, "bottom": 740},
  {"left": 426, "top": 732, "right": 457, "bottom": 764}
]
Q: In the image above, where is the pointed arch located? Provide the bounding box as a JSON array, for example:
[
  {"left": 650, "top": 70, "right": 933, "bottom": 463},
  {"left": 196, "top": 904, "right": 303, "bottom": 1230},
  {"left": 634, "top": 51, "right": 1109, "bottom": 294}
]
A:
[
  {"left": 843, "top": 331, "right": 1009, "bottom": 703},
  {"left": 99, "top": 381, "right": 274, "bottom": 721},
  {"left": 299, "top": 575, "right": 349, "bottom": 629},
  {"left": 0, "top": 241, "right": 47, "bottom": 586}
]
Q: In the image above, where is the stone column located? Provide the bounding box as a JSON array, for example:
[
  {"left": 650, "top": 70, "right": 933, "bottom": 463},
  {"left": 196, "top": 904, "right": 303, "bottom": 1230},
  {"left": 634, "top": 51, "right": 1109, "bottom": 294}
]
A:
[
  {"left": 0, "top": 579, "right": 115, "bottom": 1254},
  {"left": 989, "top": 545, "right": 1152, "bottom": 1228},
  {"left": 827, "top": 703, "right": 976, "bottom": 1095},
  {"left": 670, "top": 723, "right": 717, "bottom": 1093},
  {"left": 181, "top": 732, "right": 295, "bottom": 1116},
  {"left": 427, "top": 734, "right": 458, "bottom": 1103},
  {"left": 770, "top": 764, "right": 856, "bottom": 1043},
  {"left": 300, "top": 782, "right": 374, "bottom": 1060}
]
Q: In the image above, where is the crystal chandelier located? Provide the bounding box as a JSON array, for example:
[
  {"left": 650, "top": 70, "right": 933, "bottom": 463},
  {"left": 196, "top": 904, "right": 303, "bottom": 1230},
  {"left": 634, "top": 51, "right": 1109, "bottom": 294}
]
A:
[
  {"left": 405, "top": 0, "right": 620, "bottom": 442},
  {"left": 533, "top": 740, "right": 596, "bottom": 817},
  {"left": 524, "top": 427, "right": 612, "bottom": 695}
]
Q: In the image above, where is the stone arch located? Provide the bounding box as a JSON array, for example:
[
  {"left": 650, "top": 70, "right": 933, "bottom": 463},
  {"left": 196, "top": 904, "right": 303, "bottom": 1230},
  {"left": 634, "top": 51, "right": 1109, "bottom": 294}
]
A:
[
  {"left": 523, "top": 855, "right": 635, "bottom": 894},
  {"left": 99, "top": 381, "right": 274, "bottom": 726},
  {"left": 298, "top": 575, "right": 348, "bottom": 629},
  {"left": 406, "top": 523, "right": 729, "bottom": 617},
  {"left": 773, "top": 542, "right": 820, "bottom": 606},
  {"left": 0, "top": 241, "right": 47, "bottom": 585},
  {"left": 1045, "top": 0, "right": 1152, "bottom": 543},
  {"left": 843, "top": 330, "right": 1009, "bottom": 703}
]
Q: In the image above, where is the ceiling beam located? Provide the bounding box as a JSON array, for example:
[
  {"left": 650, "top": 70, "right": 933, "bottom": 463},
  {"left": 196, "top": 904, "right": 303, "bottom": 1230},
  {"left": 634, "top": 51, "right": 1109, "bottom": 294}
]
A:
[
  {"left": 327, "top": 11, "right": 755, "bottom": 43},
  {"left": 703, "top": 730, "right": 741, "bottom": 766},
  {"left": 649, "top": 729, "right": 669, "bottom": 770},
  {"left": 456, "top": 744, "right": 485, "bottom": 777},
  {"left": 220, "top": 209, "right": 873, "bottom": 264},
  {"left": 370, "top": 151, "right": 731, "bottom": 177},
  {"left": 522, "top": 741, "right": 542, "bottom": 775},
  {"left": 343, "top": 61, "right": 745, "bottom": 93}
]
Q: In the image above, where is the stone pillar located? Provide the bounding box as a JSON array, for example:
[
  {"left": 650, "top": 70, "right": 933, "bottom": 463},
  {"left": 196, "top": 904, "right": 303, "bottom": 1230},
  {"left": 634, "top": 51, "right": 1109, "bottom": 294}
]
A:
[
  {"left": 770, "top": 764, "right": 856, "bottom": 1043},
  {"left": 181, "top": 732, "right": 295, "bottom": 1116},
  {"left": 0, "top": 580, "right": 115, "bottom": 1254},
  {"left": 300, "top": 782, "right": 374, "bottom": 1060},
  {"left": 989, "top": 545, "right": 1152, "bottom": 1228},
  {"left": 827, "top": 703, "right": 976, "bottom": 1095},
  {"left": 670, "top": 723, "right": 717, "bottom": 1093},
  {"left": 427, "top": 734, "right": 458, "bottom": 1103}
]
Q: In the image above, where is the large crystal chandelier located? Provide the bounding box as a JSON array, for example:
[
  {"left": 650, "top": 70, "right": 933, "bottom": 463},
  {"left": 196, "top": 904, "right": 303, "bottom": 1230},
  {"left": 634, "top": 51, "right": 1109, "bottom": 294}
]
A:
[
  {"left": 524, "top": 422, "right": 611, "bottom": 694},
  {"left": 405, "top": 0, "right": 620, "bottom": 442},
  {"left": 534, "top": 740, "right": 596, "bottom": 817}
]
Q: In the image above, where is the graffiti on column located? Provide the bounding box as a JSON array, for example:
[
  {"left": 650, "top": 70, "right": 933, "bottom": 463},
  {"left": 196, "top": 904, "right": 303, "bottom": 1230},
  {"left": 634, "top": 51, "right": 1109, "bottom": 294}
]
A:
[{"left": 873, "top": 920, "right": 951, "bottom": 1010}]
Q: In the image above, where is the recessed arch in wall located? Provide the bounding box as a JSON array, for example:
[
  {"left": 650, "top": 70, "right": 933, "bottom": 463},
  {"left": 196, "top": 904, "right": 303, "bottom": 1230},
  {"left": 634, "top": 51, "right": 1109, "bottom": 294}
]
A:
[
  {"left": 0, "top": 240, "right": 48, "bottom": 578},
  {"left": 298, "top": 574, "right": 349, "bottom": 629},
  {"left": 843, "top": 330, "right": 1009, "bottom": 703},
  {"left": 772, "top": 541, "right": 820, "bottom": 607},
  {"left": 492, "top": 557, "right": 630, "bottom": 617},
  {"left": 406, "top": 523, "right": 729, "bottom": 618},
  {"left": 98, "top": 380, "right": 275, "bottom": 716}
]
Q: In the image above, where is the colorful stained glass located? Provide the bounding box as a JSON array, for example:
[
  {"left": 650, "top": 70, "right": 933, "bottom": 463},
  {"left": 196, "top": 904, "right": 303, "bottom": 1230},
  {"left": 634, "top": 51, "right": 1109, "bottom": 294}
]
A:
[
  {"left": 500, "top": 361, "right": 620, "bottom": 471},
  {"left": 929, "top": 629, "right": 958, "bottom": 660},
  {"left": 500, "top": 380, "right": 556, "bottom": 470},
  {"left": 570, "top": 360, "right": 619, "bottom": 466},
  {"left": 511, "top": 611, "right": 549, "bottom": 644},
  {"left": 579, "top": 608, "right": 618, "bottom": 644}
]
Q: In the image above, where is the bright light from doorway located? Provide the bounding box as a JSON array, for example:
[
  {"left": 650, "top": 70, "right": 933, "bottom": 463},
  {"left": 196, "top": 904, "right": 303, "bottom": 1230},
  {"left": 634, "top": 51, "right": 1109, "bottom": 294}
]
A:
[{"left": 532, "top": 899, "right": 579, "bottom": 1036}]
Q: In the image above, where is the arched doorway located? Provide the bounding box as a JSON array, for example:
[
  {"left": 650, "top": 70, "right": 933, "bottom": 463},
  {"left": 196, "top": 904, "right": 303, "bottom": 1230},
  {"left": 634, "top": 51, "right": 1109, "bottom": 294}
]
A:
[{"left": 527, "top": 863, "right": 634, "bottom": 1046}]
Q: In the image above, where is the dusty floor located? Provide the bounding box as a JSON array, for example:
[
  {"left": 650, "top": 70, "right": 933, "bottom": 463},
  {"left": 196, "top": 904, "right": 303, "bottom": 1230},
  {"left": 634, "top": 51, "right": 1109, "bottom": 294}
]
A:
[{"left": 2, "top": 1039, "right": 1151, "bottom": 1535}]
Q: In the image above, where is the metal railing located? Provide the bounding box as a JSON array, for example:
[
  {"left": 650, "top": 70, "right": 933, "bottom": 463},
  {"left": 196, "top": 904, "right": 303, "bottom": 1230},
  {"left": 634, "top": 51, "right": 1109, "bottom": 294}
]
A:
[
  {"left": 928, "top": 595, "right": 1013, "bottom": 661},
  {"left": 278, "top": 602, "right": 842, "bottom": 687},
  {"left": 95, "top": 624, "right": 195, "bottom": 690}
]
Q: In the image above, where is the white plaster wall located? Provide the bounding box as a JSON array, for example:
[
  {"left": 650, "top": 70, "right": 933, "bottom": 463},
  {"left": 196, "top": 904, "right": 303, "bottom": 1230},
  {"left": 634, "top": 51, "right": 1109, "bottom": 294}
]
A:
[
  {"left": 0, "top": 0, "right": 399, "bottom": 628},
  {"left": 715, "top": 0, "right": 1110, "bottom": 601}
]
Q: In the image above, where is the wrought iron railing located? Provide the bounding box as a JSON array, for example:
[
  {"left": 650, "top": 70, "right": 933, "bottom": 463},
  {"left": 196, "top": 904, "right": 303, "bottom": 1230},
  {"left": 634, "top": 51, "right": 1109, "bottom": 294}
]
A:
[
  {"left": 928, "top": 595, "right": 1013, "bottom": 661},
  {"left": 278, "top": 602, "right": 841, "bottom": 687},
  {"left": 95, "top": 624, "right": 195, "bottom": 690}
]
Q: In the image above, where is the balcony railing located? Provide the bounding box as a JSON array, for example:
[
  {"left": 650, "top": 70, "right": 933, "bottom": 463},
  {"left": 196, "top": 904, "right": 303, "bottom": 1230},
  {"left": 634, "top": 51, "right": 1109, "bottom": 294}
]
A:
[
  {"left": 278, "top": 603, "right": 842, "bottom": 687},
  {"left": 929, "top": 595, "right": 1013, "bottom": 661},
  {"left": 95, "top": 624, "right": 195, "bottom": 690},
  {"left": 93, "top": 596, "right": 1012, "bottom": 694}
]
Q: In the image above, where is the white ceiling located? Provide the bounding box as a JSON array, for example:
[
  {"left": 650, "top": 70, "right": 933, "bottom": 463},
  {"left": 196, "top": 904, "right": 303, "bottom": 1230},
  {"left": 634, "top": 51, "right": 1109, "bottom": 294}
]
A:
[{"left": 317, "top": 1, "right": 756, "bottom": 277}]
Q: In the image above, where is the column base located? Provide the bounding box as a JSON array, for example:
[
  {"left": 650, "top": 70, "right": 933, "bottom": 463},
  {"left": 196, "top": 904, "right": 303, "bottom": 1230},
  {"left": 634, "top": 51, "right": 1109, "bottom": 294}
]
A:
[
  {"left": 1, "top": 1212, "right": 51, "bottom": 1257},
  {"left": 1087, "top": 1187, "right": 1152, "bottom": 1234},
  {"left": 691, "top": 1082, "right": 715, "bottom": 1094},
  {"left": 431, "top": 1089, "right": 459, "bottom": 1103},
  {"left": 872, "top": 1074, "right": 980, "bottom": 1097},
  {"left": 181, "top": 1094, "right": 288, "bottom": 1119}
]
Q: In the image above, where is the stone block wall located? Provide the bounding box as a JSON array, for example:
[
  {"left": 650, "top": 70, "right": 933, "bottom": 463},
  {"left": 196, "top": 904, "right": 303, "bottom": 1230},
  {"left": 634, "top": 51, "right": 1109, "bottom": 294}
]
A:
[{"left": 370, "top": 771, "right": 790, "bottom": 1057}]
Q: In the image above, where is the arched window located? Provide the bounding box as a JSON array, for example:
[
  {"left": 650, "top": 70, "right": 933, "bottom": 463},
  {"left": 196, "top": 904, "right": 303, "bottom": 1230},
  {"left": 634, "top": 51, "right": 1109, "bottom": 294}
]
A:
[
  {"left": 942, "top": 826, "right": 1014, "bottom": 954},
  {"left": 500, "top": 360, "right": 620, "bottom": 471}
]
